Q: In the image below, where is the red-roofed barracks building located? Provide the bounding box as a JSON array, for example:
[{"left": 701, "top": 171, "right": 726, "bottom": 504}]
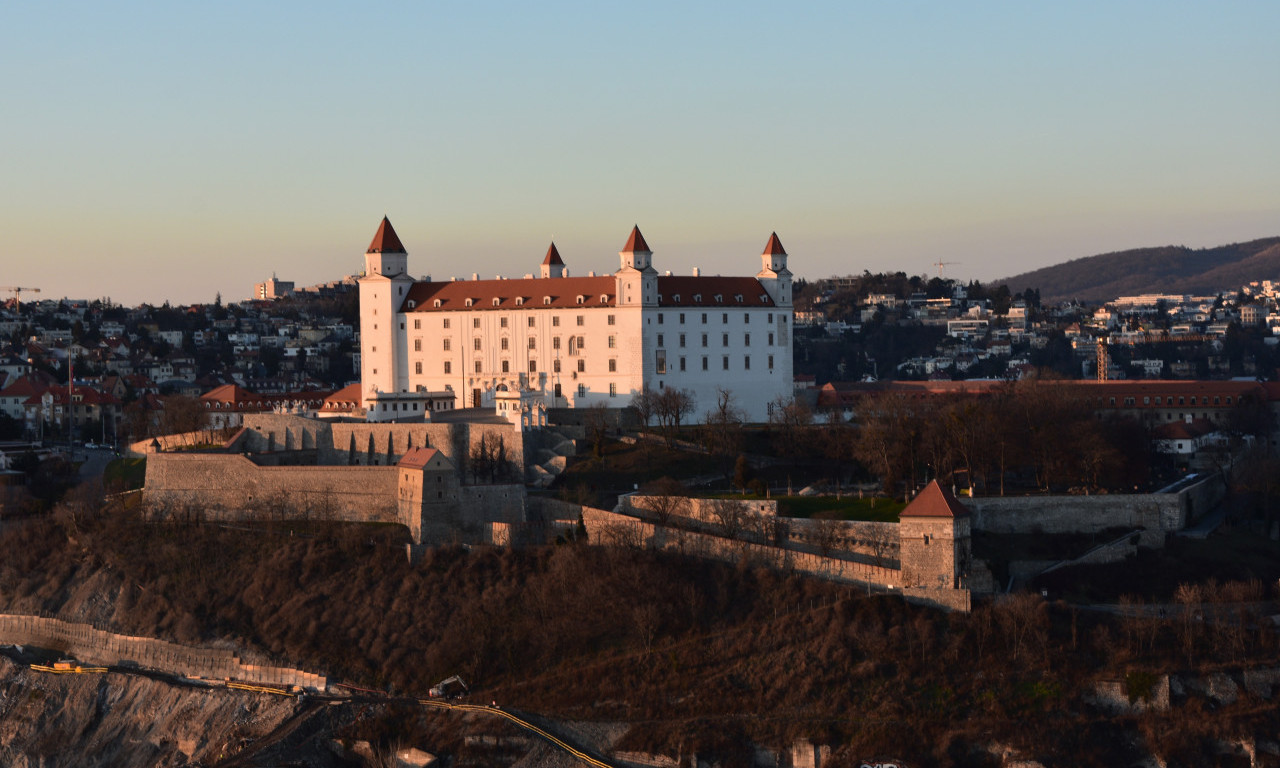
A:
[{"left": 359, "top": 218, "right": 794, "bottom": 422}]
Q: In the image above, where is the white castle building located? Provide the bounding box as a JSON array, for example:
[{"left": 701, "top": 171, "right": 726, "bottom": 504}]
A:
[{"left": 358, "top": 217, "right": 794, "bottom": 423}]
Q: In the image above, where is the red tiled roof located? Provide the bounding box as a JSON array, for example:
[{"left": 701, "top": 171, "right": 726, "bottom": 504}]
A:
[
  {"left": 900, "top": 480, "right": 970, "bottom": 518},
  {"left": 201, "top": 384, "right": 331, "bottom": 410},
  {"left": 401, "top": 274, "right": 776, "bottom": 311},
  {"left": 622, "top": 225, "right": 649, "bottom": 253},
  {"left": 320, "top": 382, "right": 363, "bottom": 411},
  {"left": 367, "top": 216, "right": 406, "bottom": 254},
  {"left": 404, "top": 276, "right": 617, "bottom": 311},
  {"left": 1152, "top": 418, "right": 1217, "bottom": 440},
  {"left": 398, "top": 447, "right": 443, "bottom": 470},
  {"left": 542, "top": 243, "right": 564, "bottom": 266},
  {"left": 763, "top": 232, "right": 786, "bottom": 256},
  {"left": 0, "top": 375, "right": 50, "bottom": 400}
]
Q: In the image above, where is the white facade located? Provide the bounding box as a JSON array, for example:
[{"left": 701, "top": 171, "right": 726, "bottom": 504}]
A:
[{"left": 357, "top": 219, "right": 794, "bottom": 423}]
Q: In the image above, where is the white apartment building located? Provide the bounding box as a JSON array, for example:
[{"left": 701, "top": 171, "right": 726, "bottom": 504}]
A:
[{"left": 358, "top": 218, "right": 794, "bottom": 423}]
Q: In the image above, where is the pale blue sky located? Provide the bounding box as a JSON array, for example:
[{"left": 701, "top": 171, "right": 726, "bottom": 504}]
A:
[{"left": 3, "top": 1, "right": 1277, "bottom": 305}]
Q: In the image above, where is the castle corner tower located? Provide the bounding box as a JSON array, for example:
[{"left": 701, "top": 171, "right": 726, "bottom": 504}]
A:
[{"left": 358, "top": 216, "right": 415, "bottom": 415}]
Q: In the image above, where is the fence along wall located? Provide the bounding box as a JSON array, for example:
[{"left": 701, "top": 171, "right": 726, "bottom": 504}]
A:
[{"left": 0, "top": 614, "right": 327, "bottom": 691}]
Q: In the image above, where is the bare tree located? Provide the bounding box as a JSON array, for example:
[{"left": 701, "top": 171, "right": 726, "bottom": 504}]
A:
[
  {"left": 653, "top": 387, "right": 696, "bottom": 446},
  {"left": 701, "top": 387, "right": 744, "bottom": 471},
  {"left": 812, "top": 516, "right": 842, "bottom": 556},
  {"left": 708, "top": 497, "right": 750, "bottom": 540},
  {"left": 583, "top": 402, "right": 611, "bottom": 459},
  {"left": 864, "top": 524, "right": 896, "bottom": 567},
  {"left": 638, "top": 476, "right": 689, "bottom": 526},
  {"left": 768, "top": 395, "right": 814, "bottom": 460}
]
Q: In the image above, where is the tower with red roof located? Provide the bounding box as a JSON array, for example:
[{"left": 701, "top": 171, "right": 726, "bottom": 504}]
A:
[{"left": 898, "top": 480, "right": 973, "bottom": 590}]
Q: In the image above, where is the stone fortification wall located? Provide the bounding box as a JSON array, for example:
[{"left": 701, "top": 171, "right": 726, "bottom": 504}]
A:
[
  {"left": 624, "top": 494, "right": 900, "bottom": 563},
  {"left": 580, "top": 507, "right": 901, "bottom": 591},
  {"left": 0, "top": 614, "right": 327, "bottom": 691},
  {"left": 145, "top": 453, "right": 398, "bottom": 523},
  {"left": 965, "top": 474, "right": 1222, "bottom": 546},
  {"left": 235, "top": 414, "right": 524, "bottom": 477},
  {"left": 127, "top": 427, "right": 241, "bottom": 456}
]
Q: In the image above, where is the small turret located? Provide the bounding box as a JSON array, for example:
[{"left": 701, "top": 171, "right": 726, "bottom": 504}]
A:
[
  {"left": 755, "top": 231, "right": 793, "bottom": 307},
  {"left": 615, "top": 225, "right": 658, "bottom": 307},
  {"left": 365, "top": 216, "right": 408, "bottom": 277},
  {"left": 540, "top": 242, "right": 566, "bottom": 279}
]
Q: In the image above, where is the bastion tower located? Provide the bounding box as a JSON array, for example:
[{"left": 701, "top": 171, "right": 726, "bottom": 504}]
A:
[{"left": 358, "top": 216, "right": 415, "bottom": 414}]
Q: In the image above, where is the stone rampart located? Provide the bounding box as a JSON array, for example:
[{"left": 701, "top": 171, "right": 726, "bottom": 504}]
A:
[
  {"left": 580, "top": 507, "right": 901, "bottom": 591},
  {"left": 0, "top": 613, "right": 327, "bottom": 691},
  {"left": 964, "top": 475, "right": 1223, "bottom": 546},
  {"left": 144, "top": 453, "right": 398, "bottom": 523}
]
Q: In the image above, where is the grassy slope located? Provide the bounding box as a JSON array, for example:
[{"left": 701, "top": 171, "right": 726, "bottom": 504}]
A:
[{"left": 1, "top": 506, "right": 1279, "bottom": 766}]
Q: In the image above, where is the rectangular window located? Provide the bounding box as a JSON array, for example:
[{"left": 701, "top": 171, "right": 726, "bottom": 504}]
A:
[
  {"left": 768, "top": 313, "right": 773, "bottom": 323},
  {"left": 529, "top": 360, "right": 537, "bottom": 373},
  {"left": 608, "top": 335, "right": 616, "bottom": 348},
  {"left": 767, "top": 355, "right": 774, "bottom": 369},
  {"left": 528, "top": 337, "right": 536, "bottom": 349},
  {"left": 744, "top": 313, "right": 750, "bottom": 323},
  {"left": 679, "top": 356, "right": 686, "bottom": 371},
  {"left": 702, "top": 356, "right": 708, "bottom": 371},
  {"left": 576, "top": 315, "right": 584, "bottom": 326},
  {"left": 656, "top": 350, "right": 667, "bottom": 374},
  {"left": 744, "top": 356, "right": 750, "bottom": 370},
  {"left": 609, "top": 358, "right": 617, "bottom": 372},
  {"left": 527, "top": 316, "right": 536, "bottom": 328},
  {"left": 658, "top": 313, "right": 664, "bottom": 324},
  {"left": 722, "top": 333, "right": 729, "bottom": 347},
  {"left": 414, "top": 338, "right": 422, "bottom": 351},
  {"left": 679, "top": 313, "right": 685, "bottom": 324},
  {"left": 415, "top": 361, "right": 422, "bottom": 374},
  {"left": 577, "top": 359, "right": 585, "bottom": 372},
  {"left": 722, "top": 313, "right": 728, "bottom": 324},
  {"left": 553, "top": 359, "right": 561, "bottom": 373},
  {"left": 500, "top": 317, "right": 508, "bottom": 328},
  {"left": 744, "top": 333, "right": 751, "bottom": 346},
  {"left": 414, "top": 319, "right": 421, "bottom": 329},
  {"left": 607, "top": 314, "right": 615, "bottom": 326},
  {"left": 442, "top": 338, "right": 451, "bottom": 351},
  {"left": 444, "top": 361, "right": 452, "bottom": 374},
  {"left": 474, "top": 338, "right": 481, "bottom": 351},
  {"left": 657, "top": 334, "right": 664, "bottom": 347},
  {"left": 443, "top": 319, "right": 450, "bottom": 329},
  {"left": 701, "top": 333, "right": 708, "bottom": 347},
  {"left": 502, "top": 360, "right": 510, "bottom": 373},
  {"left": 473, "top": 318, "right": 480, "bottom": 328},
  {"left": 609, "top": 382, "right": 617, "bottom": 397},
  {"left": 577, "top": 335, "right": 585, "bottom": 349},
  {"left": 474, "top": 360, "right": 482, "bottom": 373},
  {"left": 722, "top": 356, "right": 729, "bottom": 370},
  {"left": 500, "top": 338, "right": 509, "bottom": 351},
  {"left": 552, "top": 337, "right": 561, "bottom": 350},
  {"left": 701, "top": 313, "right": 708, "bottom": 324},
  {"left": 552, "top": 316, "right": 560, "bottom": 327},
  {"left": 577, "top": 383, "right": 585, "bottom": 397},
  {"left": 679, "top": 333, "right": 686, "bottom": 347},
  {"left": 768, "top": 332, "right": 774, "bottom": 346}
]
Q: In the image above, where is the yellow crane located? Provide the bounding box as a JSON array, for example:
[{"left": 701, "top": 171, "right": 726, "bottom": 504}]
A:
[
  {"left": 931, "top": 260, "right": 961, "bottom": 279},
  {"left": 0, "top": 286, "right": 41, "bottom": 312}
]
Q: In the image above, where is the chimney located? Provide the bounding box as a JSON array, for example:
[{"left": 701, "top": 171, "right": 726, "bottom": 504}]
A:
[{"left": 692, "top": 267, "right": 701, "bottom": 277}]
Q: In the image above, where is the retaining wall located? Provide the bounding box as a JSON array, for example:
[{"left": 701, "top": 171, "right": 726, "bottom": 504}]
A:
[
  {"left": 144, "top": 453, "right": 398, "bottom": 523},
  {"left": 0, "top": 613, "right": 327, "bottom": 690}
]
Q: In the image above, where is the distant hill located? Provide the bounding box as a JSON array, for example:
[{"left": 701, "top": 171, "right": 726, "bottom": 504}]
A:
[{"left": 999, "top": 237, "right": 1280, "bottom": 304}]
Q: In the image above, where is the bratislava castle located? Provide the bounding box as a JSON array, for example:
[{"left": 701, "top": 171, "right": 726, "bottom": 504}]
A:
[{"left": 358, "top": 217, "right": 794, "bottom": 423}]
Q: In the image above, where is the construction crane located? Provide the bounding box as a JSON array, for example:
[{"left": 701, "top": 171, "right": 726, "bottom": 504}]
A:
[
  {"left": 0, "top": 286, "right": 41, "bottom": 312},
  {"left": 931, "top": 261, "right": 960, "bottom": 279},
  {"left": 1096, "top": 331, "right": 1215, "bottom": 381}
]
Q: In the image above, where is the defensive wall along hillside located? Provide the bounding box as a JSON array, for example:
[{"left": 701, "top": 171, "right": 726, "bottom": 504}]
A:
[
  {"left": 0, "top": 614, "right": 327, "bottom": 691},
  {"left": 964, "top": 473, "right": 1224, "bottom": 546},
  {"left": 231, "top": 413, "right": 525, "bottom": 471},
  {"left": 144, "top": 452, "right": 400, "bottom": 523}
]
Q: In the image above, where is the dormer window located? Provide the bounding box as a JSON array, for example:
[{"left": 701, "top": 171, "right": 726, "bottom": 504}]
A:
[
  {"left": 465, "top": 298, "right": 475, "bottom": 307},
  {"left": 515, "top": 297, "right": 524, "bottom": 306},
  {"left": 407, "top": 300, "right": 416, "bottom": 309},
  {"left": 672, "top": 294, "right": 680, "bottom": 303},
  {"left": 543, "top": 296, "right": 552, "bottom": 305},
  {"left": 576, "top": 295, "right": 585, "bottom": 304},
  {"left": 693, "top": 294, "right": 702, "bottom": 303},
  {"left": 759, "top": 294, "right": 768, "bottom": 303},
  {"left": 714, "top": 294, "right": 723, "bottom": 304},
  {"left": 735, "top": 294, "right": 743, "bottom": 303},
  {"left": 434, "top": 299, "right": 443, "bottom": 308},
  {"left": 600, "top": 294, "right": 608, "bottom": 303},
  {"left": 492, "top": 298, "right": 501, "bottom": 307}
]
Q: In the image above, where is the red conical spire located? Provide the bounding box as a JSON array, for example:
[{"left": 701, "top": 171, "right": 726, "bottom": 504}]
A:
[
  {"left": 542, "top": 242, "right": 564, "bottom": 265},
  {"left": 763, "top": 232, "right": 787, "bottom": 256},
  {"left": 367, "top": 216, "right": 406, "bottom": 254},
  {"left": 622, "top": 225, "right": 650, "bottom": 253}
]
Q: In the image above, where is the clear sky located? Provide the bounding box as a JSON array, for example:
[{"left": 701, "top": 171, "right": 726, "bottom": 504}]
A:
[{"left": 3, "top": 1, "right": 1277, "bottom": 306}]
